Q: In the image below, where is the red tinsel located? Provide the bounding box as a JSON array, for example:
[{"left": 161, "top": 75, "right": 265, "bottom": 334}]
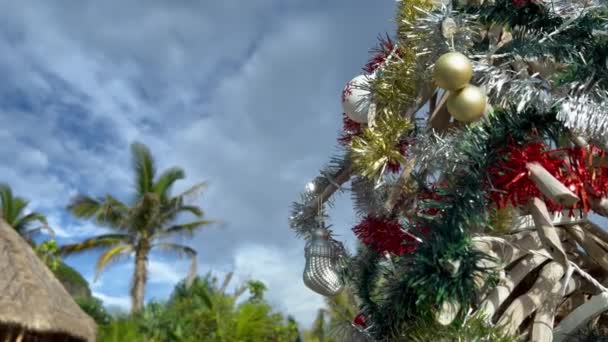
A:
[
  {"left": 338, "top": 113, "right": 364, "bottom": 145},
  {"left": 352, "top": 216, "right": 419, "bottom": 256},
  {"left": 353, "top": 313, "right": 366, "bottom": 328},
  {"left": 363, "top": 34, "right": 400, "bottom": 74},
  {"left": 487, "top": 140, "right": 608, "bottom": 215},
  {"left": 487, "top": 140, "right": 564, "bottom": 209},
  {"left": 513, "top": 0, "right": 527, "bottom": 7}
]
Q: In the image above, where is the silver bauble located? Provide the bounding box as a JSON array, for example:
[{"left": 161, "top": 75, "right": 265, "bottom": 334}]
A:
[{"left": 303, "top": 229, "right": 344, "bottom": 296}]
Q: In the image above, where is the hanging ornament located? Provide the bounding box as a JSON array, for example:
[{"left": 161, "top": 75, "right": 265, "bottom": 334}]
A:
[
  {"left": 303, "top": 229, "right": 344, "bottom": 297},
  {"left": 341, "top": 74, "right": 375, "bottom": 124},
  {"left": 433, "top": 52, "right": 473, "bottom": 91},
  {"left": 446, "top": 85, "right": 487, "bottom": 122},
  {"left": 353, "top": 313, "right": 367, "bottom": 328}
]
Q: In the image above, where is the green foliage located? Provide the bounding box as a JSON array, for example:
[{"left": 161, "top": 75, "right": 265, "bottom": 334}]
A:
[
  {"left": 61, "top": 142, "right": 214, "bottom": 313},
  {"left": 97, "top": 274, "right": 301, "bottom": 342},
  {"left": 246, "top": 280, "right": 267, "bottom": 302},
  {"left": 53, "top": 261, "right": 92, "bottom": 297},
  {"left": 406, "top": 313, "right": 515, "bottom": 342},
  {"left": 35, "top": 239, "right": 60, "bottom": 271},
  {"left": 78, "top": 297, "right": 112, "bottom": 325},
  {"left": 98, "top": 316, "right": 142, "bottom": 342},
  {"left": 0, "top": 183, "right": 50, "bottom": 240}
]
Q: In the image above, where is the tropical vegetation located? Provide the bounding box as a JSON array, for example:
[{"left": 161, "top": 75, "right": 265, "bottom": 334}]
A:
[
  {"left": 59, "top": 142, "right": 214, "bottom": 313},
  {"left": 82, "top": 273, "right": 302, "bottom": 342},
  {"left": 0, "top": 142, "right": 331, "bottom": 341},
  {"left": 0, "top": 183, "right": 52, "bottom": 243}
]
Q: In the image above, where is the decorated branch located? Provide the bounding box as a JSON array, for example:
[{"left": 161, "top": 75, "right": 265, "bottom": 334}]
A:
[{"left": 289, "top": 0, "right": 608, "bottom": 340}]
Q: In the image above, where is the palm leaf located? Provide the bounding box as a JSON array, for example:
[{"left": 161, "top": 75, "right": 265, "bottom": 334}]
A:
[
  {"left": 128, "top": 193, "right": 161, "bottom": 234},
  {"left": 59, "top": 234, "right": 131, "bottom": 256},
  {"left": 177, "top": 205, "right": 204, "bottom": 217},
  {"left": 131, "top": 142, "right": 156, "bottom": 196},
  {"left": 95, "top": 244, "right": 134, "bottom": 281},
  {"left": 69, "top": 195, "right": 129, "bottom": 228},
  {"left": 0, "top": 184, "right": 29, "bottom": 226},
  {"left": 153, "top": 243, "right": 197, "bottom": 287},
  {"left": 11, "top": 197, "right": 29, "bottom": 223},
  {"left": 0, "top": 183, "right": 14, "bottom": 222},
  {"left": 160, "top": 220, "right": 215, "bottom": 239},
  {"left": 153, "top": 167, "right": 185, "bottom": 200},
  {"left": 13, "top": 212, "right": 48, "bottom": 234},
  {"left": 175, "top": 182, "right": 208, "bottom": 202}
]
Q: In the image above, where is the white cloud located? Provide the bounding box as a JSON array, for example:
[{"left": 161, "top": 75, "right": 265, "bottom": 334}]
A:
[
  {"left": 147, "top": 259, "right": 189, "bottom": 285},
  {"left": 93, "top": 291, "right": 131, "bottom": 312},
  {"left": 0, "top": 0, "right": 396, "bottom": 331}
]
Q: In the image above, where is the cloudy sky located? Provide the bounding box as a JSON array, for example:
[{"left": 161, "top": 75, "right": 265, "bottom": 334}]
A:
[{"left": 0, "top": 0, "right": 396, "bottom": 327}]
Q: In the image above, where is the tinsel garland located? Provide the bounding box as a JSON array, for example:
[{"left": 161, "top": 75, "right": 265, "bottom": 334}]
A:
[
  {"left": 350, "top": 110, "right": 412, "bottom": 180},
  {"left": 352, "top": 216, "right": 420, "bottom": 256},
  {"left": 486, "top": 140, "right": 564, "bottom": 209},
  {"left": 486, "top": 141, "right": 608, "bottom": 214},
  {"left": 364, "top": 35, "right": 402, "bottom": 74},
  {"left": 338, "top": 113, "right": 364, "bottom": 145},
  {"left": 290, "top": 1, "right": 608, "bottom": 340},
  {"left": 357, "top": 107, "right": 562, "bottom": 340},
  {"left": 366, "top": 0, "right": 432, "bottom": 116}
]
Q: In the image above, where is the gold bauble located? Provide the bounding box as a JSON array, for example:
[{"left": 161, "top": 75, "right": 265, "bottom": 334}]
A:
[
  {"left": 433, "top": 52, "right": 473, "bottom": 91},
  {"left": 446, "top": 85, "right": 487, "bottom": 122}
]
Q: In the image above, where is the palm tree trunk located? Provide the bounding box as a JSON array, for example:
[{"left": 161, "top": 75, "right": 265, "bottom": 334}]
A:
[{"left": 131, "top": 247, "right": 149, "bottom": 313}]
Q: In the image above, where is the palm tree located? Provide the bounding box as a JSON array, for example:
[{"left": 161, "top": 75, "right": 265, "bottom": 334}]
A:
[
  {"left": 60, "top": 142, "right": 214, "bottom": 313},
  {"left": 0, "top": 183, "right": 51, "bottom": 243}
]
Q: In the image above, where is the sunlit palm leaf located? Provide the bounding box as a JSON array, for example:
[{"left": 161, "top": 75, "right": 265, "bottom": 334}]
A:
[
  {"left": 59, "top": 234, "right": 131, "bottom": 256},
  {"left": 131, "top": 142, "right": 156, "bottom": 196},
  {"left": 153, "top": 167, "right": 185, "bottom": 200},
  {"left": 0, "top": 183, "right": 14, "bottom": 222},
  {"left": 153, "top": 243, "right": 197, "bottom": 287},
  {"left": 95, "top": 244, "right": 134, "bottom": 281},
  {"left": 0, "top": 184, "right": 29, "bottom": 226}
]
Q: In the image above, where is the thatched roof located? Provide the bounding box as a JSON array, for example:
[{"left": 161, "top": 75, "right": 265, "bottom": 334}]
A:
[{"left": 0, "top": 219, "right": 96, "bottom": 341}]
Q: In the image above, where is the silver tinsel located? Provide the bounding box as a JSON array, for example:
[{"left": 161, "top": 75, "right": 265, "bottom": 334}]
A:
[
  {"left": 351, "top": 176, "right": 393, "bottom": 217},
  {"left": 557, "top": 89, "right": 608, "bottom": 144},
  {"left": 540, "top": 0, "right": 607, "bottom": 17},
  {"left": 407, "top": 5, "right": 480, "bottom": 70},
  {"left": 303, "top": 228, "right": 344, "bottom": 297},
  {"left": 408, "top": 131, "right": 465, "bottom": 174},
  {"left": 474, "top": 60, "right": 555, "bottom": 113},
  {"left": 289, "top": 153, "right": 350, "bottom": 237}
]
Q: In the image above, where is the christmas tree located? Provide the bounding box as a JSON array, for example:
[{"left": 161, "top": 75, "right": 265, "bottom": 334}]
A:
[{"left": 289, "top": 0, "right": 608, "bottom": 340}]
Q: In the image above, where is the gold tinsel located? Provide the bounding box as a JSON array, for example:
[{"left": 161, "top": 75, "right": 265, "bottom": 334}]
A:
[
  {"left": 351, "top": 110, "right": 413, "bottom": 180},
  {"left": 396, "top": 0, "right": 433, "bottom": 39},
  {"left": 368, "top": 0, "right": 433, "bottom": 116},
  {"left": 488, "top": 205, "right": 516, "bottom": 235},
  {"left": 352, "top": 0, "right": 431, "bottom": 180}
]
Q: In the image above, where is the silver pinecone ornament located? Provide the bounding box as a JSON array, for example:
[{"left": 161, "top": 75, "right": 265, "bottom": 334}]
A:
[{"left": 303, "top": 228, "right": 344, "bottom": 296}]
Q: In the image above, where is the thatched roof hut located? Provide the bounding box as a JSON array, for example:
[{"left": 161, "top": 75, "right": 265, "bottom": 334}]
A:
[{"left": 0, "top": 219, "right": 96, "bottom": 341}]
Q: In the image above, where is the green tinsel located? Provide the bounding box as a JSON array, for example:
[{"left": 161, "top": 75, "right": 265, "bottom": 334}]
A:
[{"left": 359, "top": 107, "right": 563, "bottom": 340}]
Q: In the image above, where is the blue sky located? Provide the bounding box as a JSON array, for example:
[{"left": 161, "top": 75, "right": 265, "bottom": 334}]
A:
[{"left": 0, "top": 0, "right": 395, "bottom": 327}]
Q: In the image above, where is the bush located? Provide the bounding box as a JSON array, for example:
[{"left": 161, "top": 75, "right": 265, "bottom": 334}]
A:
[
  {"left": 77, "top": 297, "right": 112, "bottom": 326},
  {"left": 96, "top": 274, "right": 302, "bottom": 341}
]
